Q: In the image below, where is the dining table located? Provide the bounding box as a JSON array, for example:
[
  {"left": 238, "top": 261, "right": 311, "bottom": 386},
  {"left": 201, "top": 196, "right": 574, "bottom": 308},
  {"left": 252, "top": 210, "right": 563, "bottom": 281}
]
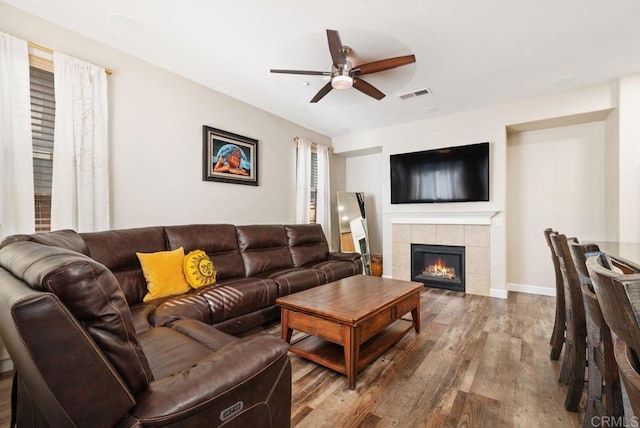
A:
[{"left": 593, "top": 241, "right": 640, "bottom": 265}]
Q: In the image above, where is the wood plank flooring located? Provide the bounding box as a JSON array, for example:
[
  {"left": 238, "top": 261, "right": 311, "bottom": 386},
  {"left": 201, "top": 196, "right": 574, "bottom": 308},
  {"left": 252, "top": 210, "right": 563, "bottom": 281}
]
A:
[
  {"left": 0, "top": 289, "right": 585, "bottom": 427},
  {"left": 280, "top": 289, "right": 582, "bottom": 427}
]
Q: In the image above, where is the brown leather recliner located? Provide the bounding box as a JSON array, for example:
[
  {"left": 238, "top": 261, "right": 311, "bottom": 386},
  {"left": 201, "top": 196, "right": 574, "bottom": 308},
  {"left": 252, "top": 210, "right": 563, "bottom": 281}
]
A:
[{"left": 0, "top": 241, "right": 291, "bottom": 427}]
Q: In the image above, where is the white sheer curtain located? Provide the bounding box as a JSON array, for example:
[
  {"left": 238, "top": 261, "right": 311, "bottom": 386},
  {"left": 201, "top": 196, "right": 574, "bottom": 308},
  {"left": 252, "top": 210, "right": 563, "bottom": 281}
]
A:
[
  {"left": 316, "top": 143, "right": 332, "bottom": 249},
  {"left": 295, "top": 137, "right": 312, "bottom": 224},
  {"left": 51, "top": 52, "right": 109, "bottom": 232},
  {"left": 0, "top": 32, "right": 34, "bottom": 239}
]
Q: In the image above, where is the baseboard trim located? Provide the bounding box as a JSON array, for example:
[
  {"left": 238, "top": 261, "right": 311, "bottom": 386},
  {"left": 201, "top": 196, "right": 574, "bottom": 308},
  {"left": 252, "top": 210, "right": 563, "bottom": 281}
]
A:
[
  {"left": 490, "top": 288, "right": 508, "bottom": 299},
  {"left": 0, "top": 358, "right": 14, "bottom": 374},
  {"left": 507, "top": 283, "right": 556, "bottom": 296}
]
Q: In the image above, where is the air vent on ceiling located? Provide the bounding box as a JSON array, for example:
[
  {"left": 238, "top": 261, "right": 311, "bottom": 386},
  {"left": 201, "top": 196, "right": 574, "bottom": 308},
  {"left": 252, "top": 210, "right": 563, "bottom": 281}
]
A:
[{"left": 398, "top": 88, "right": 432, "bottom": 100}]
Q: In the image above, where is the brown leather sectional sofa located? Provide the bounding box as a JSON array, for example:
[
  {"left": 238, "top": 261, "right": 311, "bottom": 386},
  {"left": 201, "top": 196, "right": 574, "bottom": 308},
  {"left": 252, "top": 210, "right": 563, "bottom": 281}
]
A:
[{"left": 0, "top": 223, "right": 362, "bottom": 427}]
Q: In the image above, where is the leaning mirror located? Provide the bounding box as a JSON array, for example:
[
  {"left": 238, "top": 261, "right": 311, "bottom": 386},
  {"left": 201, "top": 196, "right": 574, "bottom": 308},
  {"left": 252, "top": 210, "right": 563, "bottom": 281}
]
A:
[{"left": 337, "top": 191, "right": 371, "bottom": 275}]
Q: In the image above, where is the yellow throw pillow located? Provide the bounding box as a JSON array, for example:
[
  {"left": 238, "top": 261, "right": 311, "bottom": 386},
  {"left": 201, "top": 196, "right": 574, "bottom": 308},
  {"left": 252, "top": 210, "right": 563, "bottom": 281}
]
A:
[
  {"left": 137, "top": 247, "right": 191, "bottom": 302},
  {"left": 183, "top": 250, "right": 217, "bottom": 289}
]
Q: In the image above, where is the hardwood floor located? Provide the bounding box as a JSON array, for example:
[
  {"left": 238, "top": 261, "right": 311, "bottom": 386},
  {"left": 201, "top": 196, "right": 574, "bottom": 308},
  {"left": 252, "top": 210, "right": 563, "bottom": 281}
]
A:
[
  {"left": 282, "top": 289, "right": 582, "bottom": 427},
  {"left": 0, "top": 289, "right": 585, "bottom": 427}
]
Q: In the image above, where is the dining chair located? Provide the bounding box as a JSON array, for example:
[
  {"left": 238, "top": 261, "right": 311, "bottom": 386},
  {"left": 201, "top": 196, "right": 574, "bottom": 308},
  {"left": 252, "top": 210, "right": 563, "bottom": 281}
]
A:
[
  {"left": 614, "top": 339, "right": 640, "bottom": 418},
  {"left": 569, "top": 242, "right": 623, "bottom": 425},
  {"left": 544, "top": 228, "right": 565, "bottom": 361},
  {"left": 586, "top": 253, "right": 640, "bottom": 419},
  {"left": 586, "top": 253, "right": 640, "bottom": 356},
  {"left": 549, "top": 232, "right": 587, "bottom": 411}
]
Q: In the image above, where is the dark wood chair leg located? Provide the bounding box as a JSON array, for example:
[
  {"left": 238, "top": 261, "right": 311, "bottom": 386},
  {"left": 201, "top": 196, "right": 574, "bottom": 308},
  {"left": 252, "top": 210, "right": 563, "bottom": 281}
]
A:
[
  {"left": 565, "top": 331, "right": 586, "bottom": 411},
  {"left": 550, "top": 300, "right": 566, "bottom": 360},
  {"left": 557, "top": 284, "right": 572, "bottom": 384},
  {"left": 559, "top": 338, "right": 573, "bottom": 385},
  {"left": 545, "top": 228, "right": 565, "bottom": 360},
  {"left": 584, "top": 344, "right": 602, "bottom": 427},
  {"left": 602, "top": 327, "right": 624, "bottom": 419}
]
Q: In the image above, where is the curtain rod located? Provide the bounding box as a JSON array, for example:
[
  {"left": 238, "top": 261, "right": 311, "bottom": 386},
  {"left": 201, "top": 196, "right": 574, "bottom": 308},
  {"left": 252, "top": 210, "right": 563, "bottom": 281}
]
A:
[
  {"left": 293, "top": 136, "right": 331, "bottom": 150},
  {"left": 28, "top": 41, "right": 113, "bottom": 75}
]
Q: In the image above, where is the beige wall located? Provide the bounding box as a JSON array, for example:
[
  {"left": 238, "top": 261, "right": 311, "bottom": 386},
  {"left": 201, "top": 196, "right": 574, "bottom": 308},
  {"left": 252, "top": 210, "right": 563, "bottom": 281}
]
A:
[
  {"left": 0, "top": 3, "right": 342, "bottom": 370},
  {"left": 0, "top": 2, "right": 337, "bottom": 231},
  {"left": 618, "top": 75, "right": 640, "bottom": 242},
  {"left": 345, "top": 152, "right": 383, "bottom": 254},
  {"left": 605, "top": 108, "right": 620, "bottom": 240},
  {"left": 506, "top": 122, "right": 606, "bottom": 293},
  {"left": 334, "top": 83, "right": 620, "bottom": 297}
]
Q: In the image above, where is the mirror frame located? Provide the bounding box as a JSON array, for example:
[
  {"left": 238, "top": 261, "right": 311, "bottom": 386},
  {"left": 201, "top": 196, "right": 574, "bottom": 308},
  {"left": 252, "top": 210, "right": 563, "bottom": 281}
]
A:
[{"left": 337, "top": 191, "right": 371, "bottom": 275}]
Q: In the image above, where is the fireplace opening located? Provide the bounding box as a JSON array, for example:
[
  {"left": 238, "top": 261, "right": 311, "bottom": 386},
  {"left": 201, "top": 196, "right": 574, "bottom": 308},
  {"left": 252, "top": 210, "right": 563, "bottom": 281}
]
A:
[{"left": 411, "top": 244, "right": 465, "bottom": 292}]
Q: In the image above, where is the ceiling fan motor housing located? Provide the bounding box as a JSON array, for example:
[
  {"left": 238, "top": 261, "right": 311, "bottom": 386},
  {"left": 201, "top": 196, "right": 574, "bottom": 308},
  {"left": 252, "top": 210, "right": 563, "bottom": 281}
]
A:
[{"left": 332, "top": 62, "right": 353, "bottom": 90}]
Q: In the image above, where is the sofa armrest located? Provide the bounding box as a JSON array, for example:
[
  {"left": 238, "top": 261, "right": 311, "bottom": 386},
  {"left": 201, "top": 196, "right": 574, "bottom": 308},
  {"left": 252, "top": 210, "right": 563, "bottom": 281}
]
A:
[
  {"left": 128, "top": 334, "right": 291, "bottom": 426},
  {"left": 169, "top": 318, "right": 237, "bottom": 350},
  {"left": 329, "top": 252, "right": 362, "bottom": 262}
]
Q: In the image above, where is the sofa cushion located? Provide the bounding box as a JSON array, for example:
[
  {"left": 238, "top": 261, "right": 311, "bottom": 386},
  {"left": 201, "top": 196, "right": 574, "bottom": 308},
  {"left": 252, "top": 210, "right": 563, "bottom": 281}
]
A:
[
  {"left": 237, "top": 225, "right": 294, "bottom": 276},
  {"left": 137, "top": 326, "right": 214, "bottom": 380},
  {"left": 303, "top": 259, "right": 361, "bottom": 282},
  {"left": 183, "top": 250, "right": 217, "bottom": 289},
  {"left": 0, "top": 241, "right": 153, "bottom": 395},
  {"left": 137, "top": 247, "right": 191, "bottom": 302},
  {"left": 149, "top": 292, "right": 211, "bottom": 326},
  {"left": 255, "top": 267, "right": 326, "bottom": 296},
  {"left": 284, "top": 224, "right": 330, "bottom": 267},
  {"left": 149, "top": 277, "right": 278, "bottom": 328},
  {"left": 164, "top": 224, "right": 245, "bottom": 280},
  {"left": 82, "top": 227, "right": 167, "bottom": 305},
  {"left": 169, "top": 319, "right": 237, "bottom": 350},
  {"left": 212, "top": 306, "right": 281, "bottom": 335},
  {"left": 208, "top": 277, "right": 279, "bottom": 321},
  {"left": 129, "top": 302, "right": 157, "bottom": 334}
]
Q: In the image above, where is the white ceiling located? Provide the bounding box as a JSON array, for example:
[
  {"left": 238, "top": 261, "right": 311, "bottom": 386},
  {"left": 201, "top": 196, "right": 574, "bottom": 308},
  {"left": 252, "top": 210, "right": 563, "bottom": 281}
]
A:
[{"left": 6, "top": 0, "right": 640, "bottom": 137}]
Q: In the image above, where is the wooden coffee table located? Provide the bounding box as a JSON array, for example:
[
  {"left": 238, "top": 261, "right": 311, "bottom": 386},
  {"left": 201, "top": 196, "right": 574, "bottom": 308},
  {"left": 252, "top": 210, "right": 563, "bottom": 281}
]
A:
[{"left": 276, "top": 275, "right": 422, "bottom": 389}]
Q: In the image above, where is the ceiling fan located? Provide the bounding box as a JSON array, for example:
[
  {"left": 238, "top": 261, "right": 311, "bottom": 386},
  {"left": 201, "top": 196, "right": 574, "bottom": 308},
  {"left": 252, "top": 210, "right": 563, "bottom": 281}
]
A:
[{"left": 270, "top": 29, "right": 416, "bottom": 103}]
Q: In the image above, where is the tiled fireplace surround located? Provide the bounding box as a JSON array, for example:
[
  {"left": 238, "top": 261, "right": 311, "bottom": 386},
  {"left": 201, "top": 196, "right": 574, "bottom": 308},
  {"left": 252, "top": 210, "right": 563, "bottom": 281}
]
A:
[{"left": 392, "top": 223, "right": 491, "bottom": 296}]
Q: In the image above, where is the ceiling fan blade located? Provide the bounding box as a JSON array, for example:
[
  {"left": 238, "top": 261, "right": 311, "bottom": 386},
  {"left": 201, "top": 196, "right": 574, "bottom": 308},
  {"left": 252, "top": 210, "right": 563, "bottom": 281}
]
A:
[
  {"left": 326, "top": 29, "right": 347, "bottom": 67},
  {"left": 353, "top": 54, "right": 416, "bottom": 75},
  {"left": 353, "top": 77, "right": 385, "bottom": 100},
  {"left": 310, "top": 82, "right": 333, "bottom": 103},
  {"left": 270, "top": 69, "right": 331, "bottom": 76}
]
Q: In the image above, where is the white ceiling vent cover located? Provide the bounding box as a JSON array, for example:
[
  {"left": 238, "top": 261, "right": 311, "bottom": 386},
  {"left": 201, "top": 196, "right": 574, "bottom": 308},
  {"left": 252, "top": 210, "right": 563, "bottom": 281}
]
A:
[{"left": 398, "top": 88, "right": 432, "bottom": 100}]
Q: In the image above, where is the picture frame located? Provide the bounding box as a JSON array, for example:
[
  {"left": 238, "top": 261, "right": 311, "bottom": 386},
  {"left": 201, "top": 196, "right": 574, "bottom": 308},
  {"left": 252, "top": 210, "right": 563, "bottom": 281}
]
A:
[{"left": 202, "top": 125, "right": 259, "bottom": 186}]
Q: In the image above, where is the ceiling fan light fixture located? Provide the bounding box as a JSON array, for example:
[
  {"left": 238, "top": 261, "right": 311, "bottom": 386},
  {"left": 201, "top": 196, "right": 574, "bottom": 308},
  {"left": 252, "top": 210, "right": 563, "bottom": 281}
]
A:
[{"left": 332, "top": 75, "right": 353, "bottom": 90}]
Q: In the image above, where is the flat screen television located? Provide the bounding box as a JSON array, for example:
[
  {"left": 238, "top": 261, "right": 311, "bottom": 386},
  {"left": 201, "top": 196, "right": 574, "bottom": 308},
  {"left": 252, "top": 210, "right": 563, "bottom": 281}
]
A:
[{"left": 390, "top": 142, "right": 489, "bottom": 204}]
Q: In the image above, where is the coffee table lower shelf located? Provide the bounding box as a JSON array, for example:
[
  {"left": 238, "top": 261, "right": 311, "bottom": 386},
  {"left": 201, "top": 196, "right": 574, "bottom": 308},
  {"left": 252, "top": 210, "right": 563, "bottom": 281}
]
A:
[{"left": 288, "top": 319, "right": 414, "bottom": 376}]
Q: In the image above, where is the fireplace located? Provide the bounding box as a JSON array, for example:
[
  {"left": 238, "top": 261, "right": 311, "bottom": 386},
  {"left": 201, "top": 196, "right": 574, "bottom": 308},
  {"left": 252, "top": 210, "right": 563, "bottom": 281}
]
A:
[{"left": 411, "top": 244, "right": 465, "bottom": 292}]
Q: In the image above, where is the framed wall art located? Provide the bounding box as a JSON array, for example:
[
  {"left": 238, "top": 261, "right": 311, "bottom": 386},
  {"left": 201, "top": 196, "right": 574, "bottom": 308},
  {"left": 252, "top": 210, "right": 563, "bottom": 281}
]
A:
[{"left": 202, "top": 125, "right": 259, "bottom": 186}]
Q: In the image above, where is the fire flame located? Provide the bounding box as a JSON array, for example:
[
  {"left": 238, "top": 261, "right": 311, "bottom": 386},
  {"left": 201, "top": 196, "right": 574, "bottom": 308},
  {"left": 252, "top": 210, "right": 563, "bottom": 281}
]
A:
[
  {"left": 433, "top": 258, "right": 447, "bottom": 273},
  {"left": 423, "top": 257, "right": 456, "bottom": 280}
]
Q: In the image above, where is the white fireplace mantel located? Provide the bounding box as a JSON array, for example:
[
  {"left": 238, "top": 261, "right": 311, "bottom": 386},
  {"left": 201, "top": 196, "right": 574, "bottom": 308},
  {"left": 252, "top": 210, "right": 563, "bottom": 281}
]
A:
[{"left": 387, "top": 211, "right": 499, "bottom": 226}]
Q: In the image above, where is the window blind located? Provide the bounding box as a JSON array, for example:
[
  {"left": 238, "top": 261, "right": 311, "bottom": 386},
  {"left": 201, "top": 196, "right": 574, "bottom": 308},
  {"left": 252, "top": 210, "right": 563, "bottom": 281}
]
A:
[{"left": 30, "top": 66, "right": 55, "bottom": 232}]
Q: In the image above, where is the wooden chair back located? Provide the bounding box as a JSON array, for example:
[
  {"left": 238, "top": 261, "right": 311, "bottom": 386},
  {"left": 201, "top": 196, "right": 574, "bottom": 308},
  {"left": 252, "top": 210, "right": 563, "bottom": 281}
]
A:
[
  {"left": 549, "top": 232, "right": 587, "bottom": 411},
  {"left": 586, "top": 253, "right": 640, "bottom": 355},
  {"left": 544, "top": 228, "right": 565, "bottom": 360},
  {"left": 615, "top": 339, "right": 640, "bottom": 418}
]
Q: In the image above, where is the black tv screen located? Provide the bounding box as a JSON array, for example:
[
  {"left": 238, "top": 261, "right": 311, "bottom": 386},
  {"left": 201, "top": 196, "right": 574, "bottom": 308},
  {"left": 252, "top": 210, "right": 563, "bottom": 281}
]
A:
[{"left": 390, "top": 142, "right": 489, "bottom": 203}]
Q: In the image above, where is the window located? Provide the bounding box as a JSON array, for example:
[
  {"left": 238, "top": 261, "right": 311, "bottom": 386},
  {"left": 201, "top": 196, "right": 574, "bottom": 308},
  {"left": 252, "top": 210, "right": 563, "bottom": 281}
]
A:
[
  {"left": 29, "top": 65, "right": 55, "bottom": 232},
  {"left": 309, "top": 150, "right": 317, "bottom": 223},
  {"left": 296, "top": 138, "right": 329, "bottom": 232}
]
